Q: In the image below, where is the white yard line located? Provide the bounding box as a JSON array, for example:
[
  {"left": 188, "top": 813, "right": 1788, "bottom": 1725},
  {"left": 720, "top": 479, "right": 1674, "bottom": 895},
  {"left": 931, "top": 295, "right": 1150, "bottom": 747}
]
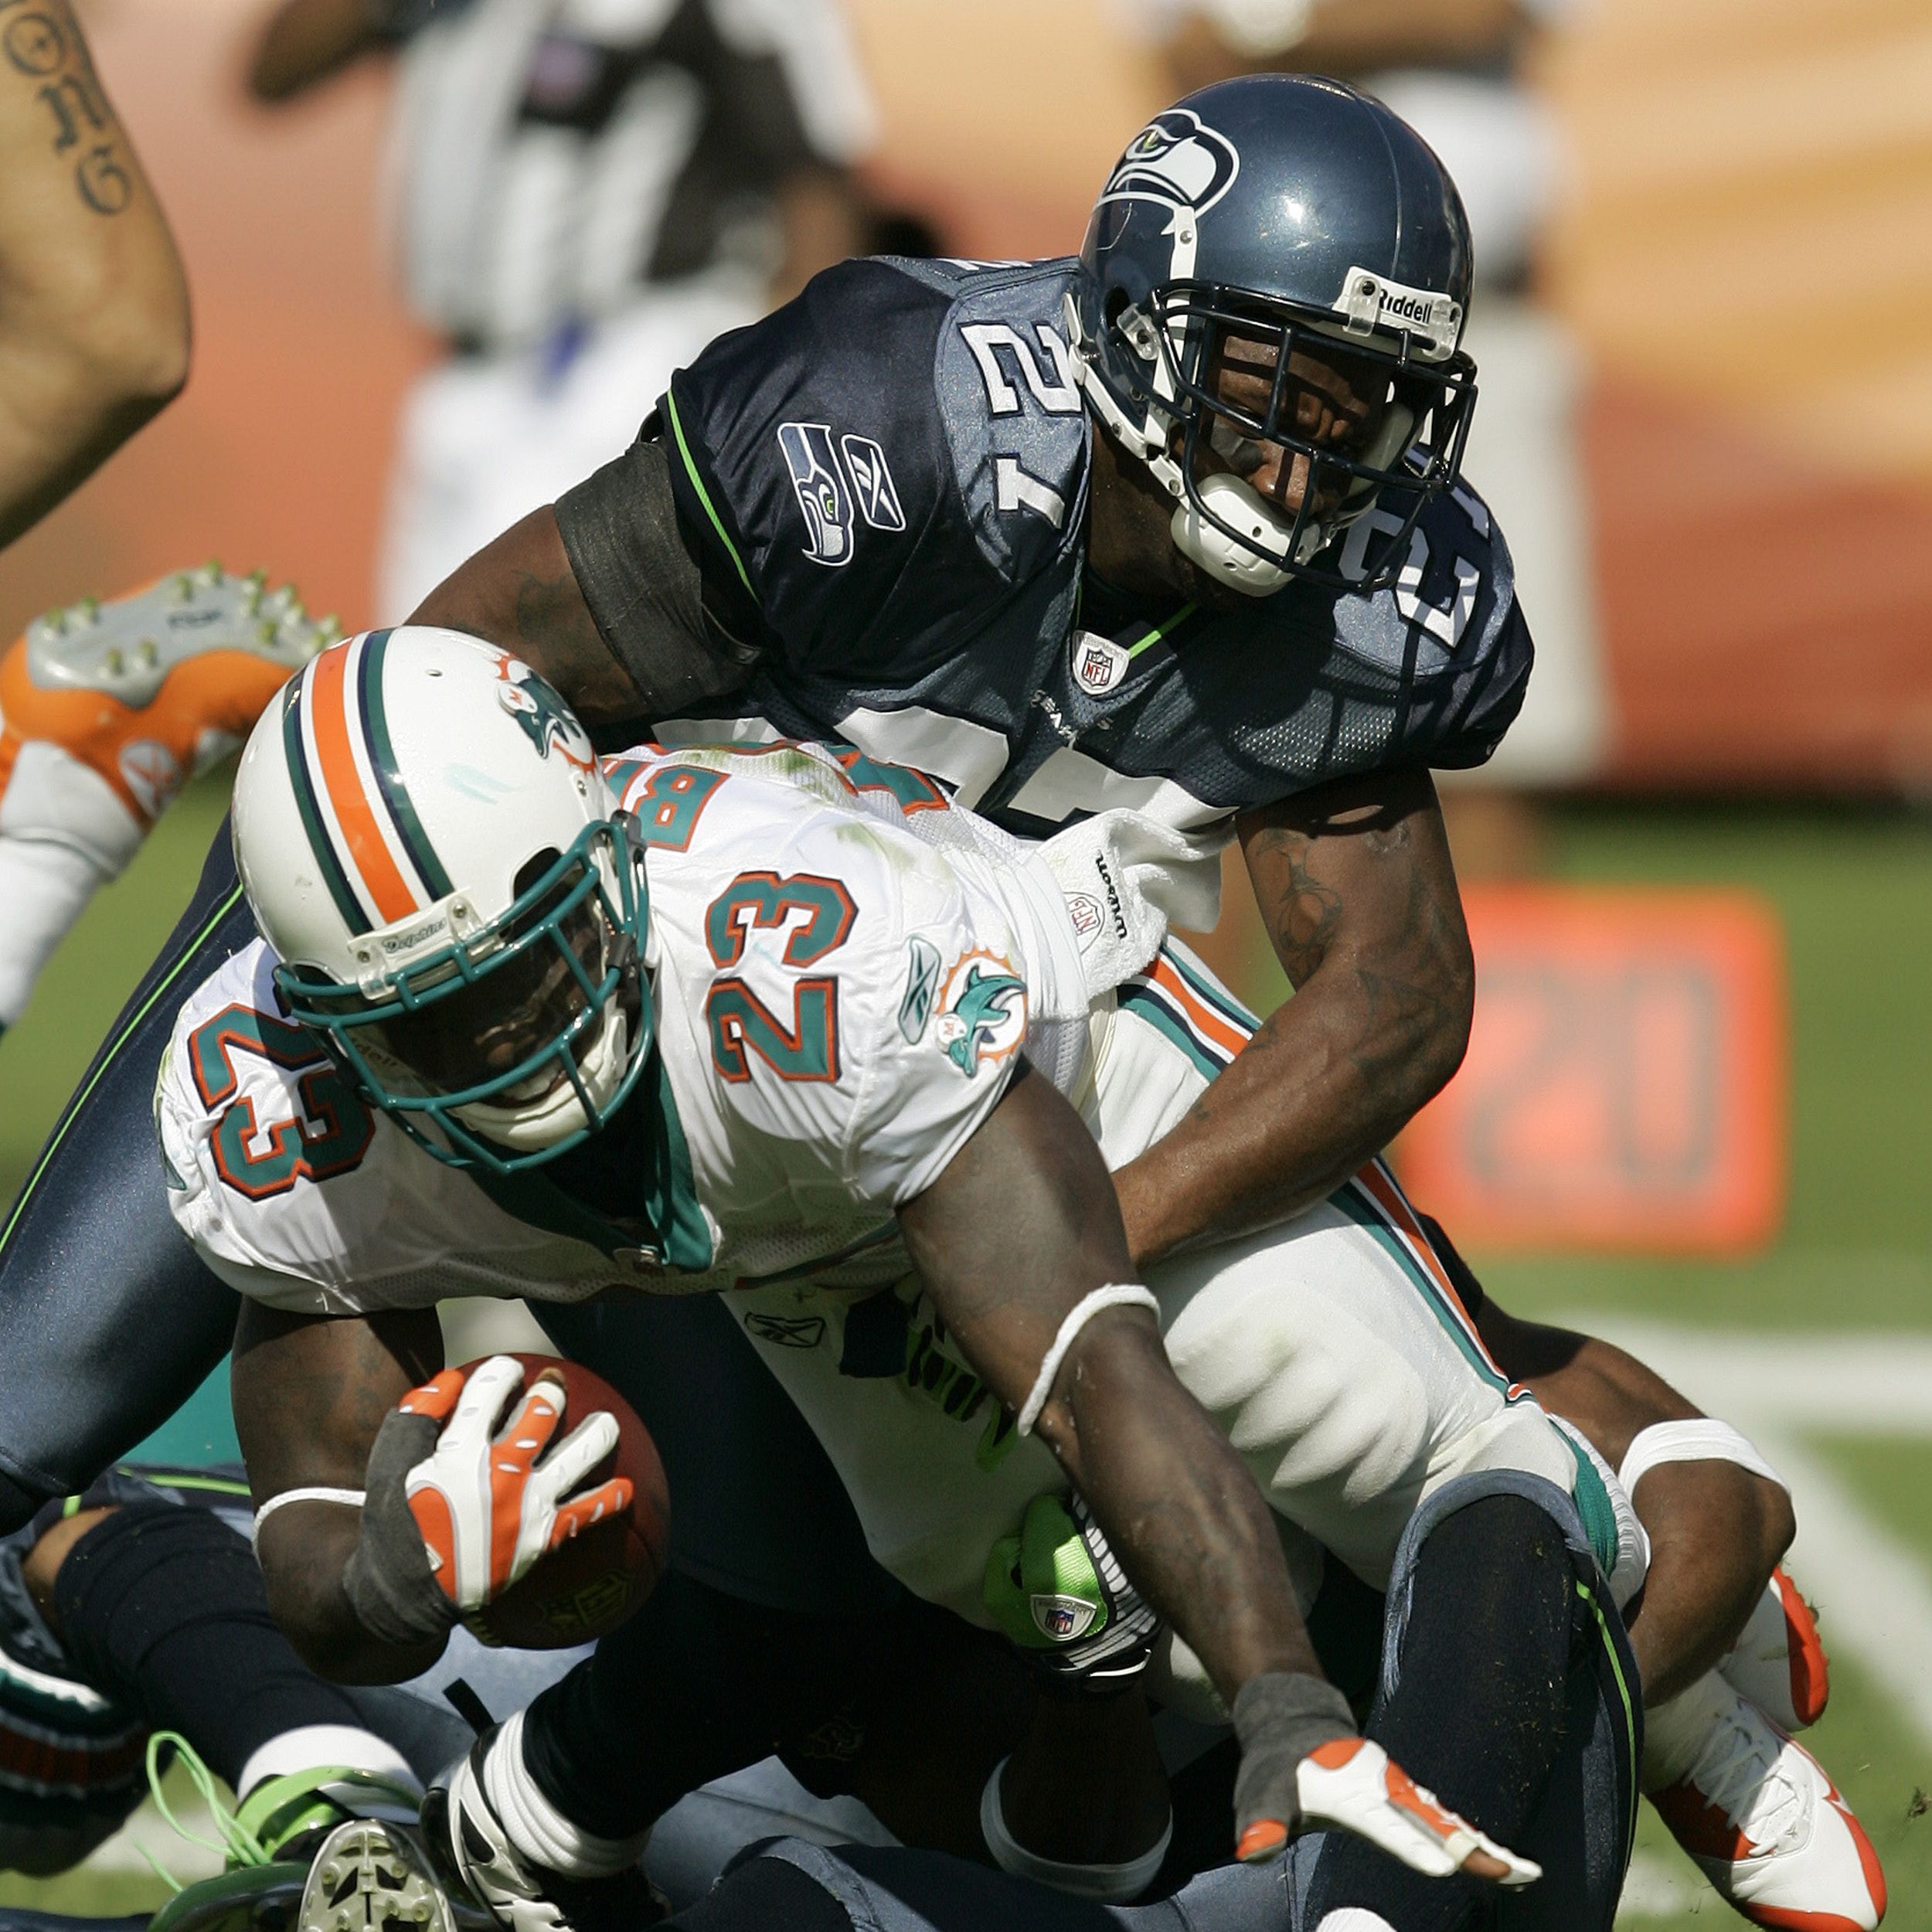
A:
[
  {"left": 1615, "top": 1850, "right": 1704, "bottom": 1920},
  {"left": 1555, "top": 1320, "right": 1932, "bottom": 1434}
]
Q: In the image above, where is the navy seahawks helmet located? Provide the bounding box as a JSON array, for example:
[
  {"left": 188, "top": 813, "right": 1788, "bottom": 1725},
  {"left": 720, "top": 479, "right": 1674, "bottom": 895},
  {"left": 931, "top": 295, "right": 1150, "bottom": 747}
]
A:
[{"left": 1068, "top": 74, "right": 1478, "bottom": 597}]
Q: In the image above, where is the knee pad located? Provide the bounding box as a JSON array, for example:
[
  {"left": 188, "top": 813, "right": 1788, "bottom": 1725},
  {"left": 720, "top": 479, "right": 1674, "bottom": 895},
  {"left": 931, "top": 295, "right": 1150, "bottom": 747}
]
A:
[{"left": 1549, "top": 1417, "right": 1651, "bottom": 1609}]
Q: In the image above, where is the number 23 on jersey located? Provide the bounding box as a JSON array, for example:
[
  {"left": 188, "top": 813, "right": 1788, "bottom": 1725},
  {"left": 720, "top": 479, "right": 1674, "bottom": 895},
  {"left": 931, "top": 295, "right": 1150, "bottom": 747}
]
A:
[{"left": 702, "top": 871, "right": 854, "bottom": 1084}]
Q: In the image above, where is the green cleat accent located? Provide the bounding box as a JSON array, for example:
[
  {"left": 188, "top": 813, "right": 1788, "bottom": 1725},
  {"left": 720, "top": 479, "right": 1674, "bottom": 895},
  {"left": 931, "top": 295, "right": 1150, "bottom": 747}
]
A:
[{"left": 148, "top": 1860, "right": 312, "bottom": 1932}]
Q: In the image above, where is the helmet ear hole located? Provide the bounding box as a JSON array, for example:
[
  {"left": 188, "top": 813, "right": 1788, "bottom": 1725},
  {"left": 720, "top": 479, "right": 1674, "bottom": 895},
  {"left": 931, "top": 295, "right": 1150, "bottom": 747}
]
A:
[{"left": 514, "top": 850, "right": 562, "bottom": 895}]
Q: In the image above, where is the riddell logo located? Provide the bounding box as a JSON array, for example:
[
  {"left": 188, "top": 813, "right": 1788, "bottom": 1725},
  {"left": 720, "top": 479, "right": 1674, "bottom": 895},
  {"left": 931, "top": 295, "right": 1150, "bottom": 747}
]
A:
[
  {"left": 1336, "top": 267, "right": 1460, "bottom": 355},
  {"left": 1382, "top": 290, "right": 1443, "bottom": 325}
]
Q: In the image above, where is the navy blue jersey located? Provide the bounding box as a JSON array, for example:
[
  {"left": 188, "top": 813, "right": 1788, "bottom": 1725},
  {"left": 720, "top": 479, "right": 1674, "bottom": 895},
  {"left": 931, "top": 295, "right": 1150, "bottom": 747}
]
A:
[{"left": 612, "top": 255, "right": 1531, "bottom": 838}]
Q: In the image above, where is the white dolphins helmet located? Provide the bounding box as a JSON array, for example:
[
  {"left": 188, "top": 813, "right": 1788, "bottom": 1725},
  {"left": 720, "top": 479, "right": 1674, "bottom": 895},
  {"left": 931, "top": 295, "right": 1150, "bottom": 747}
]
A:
[{"left": 231, "top": 626, "right": 651, "bottom": 1172}]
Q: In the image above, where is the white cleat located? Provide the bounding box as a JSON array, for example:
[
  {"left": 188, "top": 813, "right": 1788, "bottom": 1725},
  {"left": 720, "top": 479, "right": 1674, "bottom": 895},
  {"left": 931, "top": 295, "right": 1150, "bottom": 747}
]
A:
[
  {"left": 1646, "top": 1672, "right": 1885, "bottom": 1930},
  {"left": 0, "top": 563, "right": 335, "bottom": 1025},
  {"left": 1721, "top": 1566, "right": 1830, "bottom": 1733},
  {"left": 297, "top": 1816, "right": 457, "bottom": 1932}
]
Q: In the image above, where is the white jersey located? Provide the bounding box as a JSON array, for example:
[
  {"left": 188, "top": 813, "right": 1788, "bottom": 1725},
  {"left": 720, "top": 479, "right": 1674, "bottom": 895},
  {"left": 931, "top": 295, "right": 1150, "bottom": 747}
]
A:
[
  {"left": 159, "top": 743, "right": 1080, "bottom": 1316},
  {"left": 159, "top": 742, "right": 1615, "bottom": 1634}
]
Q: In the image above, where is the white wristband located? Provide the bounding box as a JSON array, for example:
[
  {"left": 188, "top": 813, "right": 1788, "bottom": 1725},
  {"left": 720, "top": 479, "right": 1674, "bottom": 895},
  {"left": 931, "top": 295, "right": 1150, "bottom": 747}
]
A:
[
  {"left": 1619, "top": 1420, "right": 1785, "bottom": 1498},
  {"left": 980, "top": 1757, "right": 1172, "bottom": 1903},
  {"left": 1017, "top": 1284, "right": 1161, "bottom": 1437},
  {"left": 251, "top": 1486, "right": 366, "bottom": 1548}
]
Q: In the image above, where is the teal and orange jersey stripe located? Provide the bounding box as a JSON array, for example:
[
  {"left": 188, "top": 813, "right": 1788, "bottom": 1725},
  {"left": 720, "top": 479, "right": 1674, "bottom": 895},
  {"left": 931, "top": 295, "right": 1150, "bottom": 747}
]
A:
[
  {"left": 1115, "top": 944, "right": 1259, "bottom": 1080},
  {"left": 1340, "top": 1158, "right": 1532, "bottom": 1405}
]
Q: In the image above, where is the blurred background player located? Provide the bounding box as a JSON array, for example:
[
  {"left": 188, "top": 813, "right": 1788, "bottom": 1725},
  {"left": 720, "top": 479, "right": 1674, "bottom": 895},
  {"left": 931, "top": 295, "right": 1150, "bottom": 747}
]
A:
[{"left": 245, "top": 0, "right": 881, "bottom": 619}]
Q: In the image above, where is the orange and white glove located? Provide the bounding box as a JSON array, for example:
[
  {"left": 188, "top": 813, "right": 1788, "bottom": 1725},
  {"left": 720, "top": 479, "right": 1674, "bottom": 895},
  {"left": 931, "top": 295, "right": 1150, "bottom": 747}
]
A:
[
  {"left": 1232, "top": 1673, "right": 1540, "bottom": 1887},
  {"left": 342, "top": 1356, "right": 632, "bottom": 1646}
]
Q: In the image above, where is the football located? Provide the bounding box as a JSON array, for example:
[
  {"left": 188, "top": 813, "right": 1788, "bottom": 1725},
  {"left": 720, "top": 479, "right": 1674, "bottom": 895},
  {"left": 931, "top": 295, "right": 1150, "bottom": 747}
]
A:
[{"left": 460, "top": 1353, "right": 670, "bottom": 1650}]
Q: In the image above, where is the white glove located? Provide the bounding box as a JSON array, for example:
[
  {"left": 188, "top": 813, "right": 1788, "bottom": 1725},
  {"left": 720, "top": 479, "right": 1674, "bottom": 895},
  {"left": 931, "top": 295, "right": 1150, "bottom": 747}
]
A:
[
  {"left": 1292, "top": 1737, "right": 1541, "bottom": 1886},
  {"left": 1036, "top": 808, "right": 1230, "bottom": 998},
  {"left": 402, "top": 1356, "right": 629, "bottom": 1614},
  {"left": 340, "top": 1355, "right": 633, "bottom": 1647},
  {"left": 1230, "top": 1675, "right": 1540, "bottom": 1886}
]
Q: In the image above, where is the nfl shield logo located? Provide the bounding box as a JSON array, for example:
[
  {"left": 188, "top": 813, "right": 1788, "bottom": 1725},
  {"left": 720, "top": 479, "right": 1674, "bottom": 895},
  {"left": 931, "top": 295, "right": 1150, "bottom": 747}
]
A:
[
  {"left": 1066, "top": 893, "right": 1104, "bottom": 951},
  {"left": 1073, "top": 632, "right": 1128, "bottom": 696},
  {"left": 1031, "top": 1592, "right": 1097, "bottom": 1642}
]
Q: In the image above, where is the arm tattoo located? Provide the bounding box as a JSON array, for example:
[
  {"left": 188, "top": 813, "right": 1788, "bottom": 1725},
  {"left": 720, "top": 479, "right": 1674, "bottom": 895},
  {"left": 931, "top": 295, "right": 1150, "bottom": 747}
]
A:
[
  {"left": 2, "top": 0, "right": 131, "bottom": 215},
  {"left": 1246, "top": 824, "right": 1344, "bottom": 988}
]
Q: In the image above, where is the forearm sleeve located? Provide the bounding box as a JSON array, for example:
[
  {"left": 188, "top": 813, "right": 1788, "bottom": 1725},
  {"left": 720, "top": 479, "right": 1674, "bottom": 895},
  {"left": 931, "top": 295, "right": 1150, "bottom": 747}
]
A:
[{"left": 554, "top": 434, "right": 762, "bottom": 720}]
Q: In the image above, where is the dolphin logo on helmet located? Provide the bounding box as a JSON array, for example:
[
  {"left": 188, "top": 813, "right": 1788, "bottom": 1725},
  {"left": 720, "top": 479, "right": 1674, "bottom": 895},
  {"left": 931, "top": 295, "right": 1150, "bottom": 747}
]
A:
[{"left": 494, "top": 654, "right": 594, "bottom": 770}]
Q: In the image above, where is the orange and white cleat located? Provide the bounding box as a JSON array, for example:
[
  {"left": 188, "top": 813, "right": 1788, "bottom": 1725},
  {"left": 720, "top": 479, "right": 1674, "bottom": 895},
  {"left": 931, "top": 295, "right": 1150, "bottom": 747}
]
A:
[
  {"left": 1647, "top": 1672, "right": 1884, "bottom": 1930},
  {"left": 1722, "top": 1566, "right": 1831, "bottom": 1733},
  {"left": 0, "top": 564, "right": 332, "bottom": 1025}
]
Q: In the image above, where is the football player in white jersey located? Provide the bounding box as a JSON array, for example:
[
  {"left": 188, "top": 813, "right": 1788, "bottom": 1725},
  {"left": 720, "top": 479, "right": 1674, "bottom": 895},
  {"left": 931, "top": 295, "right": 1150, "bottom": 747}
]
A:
[{"left": 159, "top": 628, "right": 1661, "bottom": 1923}]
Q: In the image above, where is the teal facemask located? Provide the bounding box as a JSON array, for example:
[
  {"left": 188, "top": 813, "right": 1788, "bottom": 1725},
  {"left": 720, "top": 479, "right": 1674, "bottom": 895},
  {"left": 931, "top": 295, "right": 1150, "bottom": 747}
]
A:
[{"left": 274, "top": 816, "right": 653, "bottom": 1175}]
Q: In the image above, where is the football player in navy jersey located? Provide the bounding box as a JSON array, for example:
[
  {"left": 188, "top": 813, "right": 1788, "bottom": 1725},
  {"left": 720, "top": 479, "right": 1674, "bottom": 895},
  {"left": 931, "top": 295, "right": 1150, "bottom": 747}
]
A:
[
  {"left": 0, "top": 71, "right": 1868, "bottom": 1930},
  {"left": 419, "top": 69, "right": 1799, "bottom": 1705}
]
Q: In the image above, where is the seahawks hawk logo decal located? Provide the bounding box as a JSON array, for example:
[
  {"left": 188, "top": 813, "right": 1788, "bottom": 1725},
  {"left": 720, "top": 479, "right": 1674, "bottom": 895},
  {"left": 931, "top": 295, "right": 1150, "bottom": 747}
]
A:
[
  {"left": 1097, "top": 108, "right": 1240, "bottom": 220},
  {"left": 495, "top": 655, "right": 594, "bottom": 770},
  {"left": 933, "top": 953, "right": 1027, "bottom": 1077}
]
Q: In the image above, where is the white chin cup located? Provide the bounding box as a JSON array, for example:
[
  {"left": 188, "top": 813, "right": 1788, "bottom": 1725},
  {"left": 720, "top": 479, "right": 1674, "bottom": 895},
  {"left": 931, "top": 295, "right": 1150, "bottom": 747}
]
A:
[
  {"left": 1169, "top": 472, "right": 1321, "bottom": 598},
  {"left": 451, "top": 1002, "right": 629, "bottom": 1151}
]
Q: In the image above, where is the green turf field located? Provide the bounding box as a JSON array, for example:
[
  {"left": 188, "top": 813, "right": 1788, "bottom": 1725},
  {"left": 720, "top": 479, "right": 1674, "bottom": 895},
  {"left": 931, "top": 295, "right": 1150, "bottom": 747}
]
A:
[
  {"left": 1476, "top": 805, "right": 1932, "bottom": 1928},
  {"left": 1, "top": 787, "right": 1927, "bottom": 1925}
]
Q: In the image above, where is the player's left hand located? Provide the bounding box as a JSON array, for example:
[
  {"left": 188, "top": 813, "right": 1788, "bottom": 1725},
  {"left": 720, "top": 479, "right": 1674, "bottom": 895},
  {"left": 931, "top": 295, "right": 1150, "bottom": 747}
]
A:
[
  {"left": 1232, "top": 1675, "right": 1540, "bottom": 1886},
  {"left": 344, "top": 1356, "right": 631, "bottom": 1645},
  {"left": 982, "top": 1491, "right": 1160, "bottom": 1689}
]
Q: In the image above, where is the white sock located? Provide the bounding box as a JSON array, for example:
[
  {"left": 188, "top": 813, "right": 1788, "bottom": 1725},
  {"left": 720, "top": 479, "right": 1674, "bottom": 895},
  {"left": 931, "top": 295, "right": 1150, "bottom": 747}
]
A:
[
  {"left": 1314, "top": 1912, "right": 1397, "bottom": 1930},
  {"left": 239, "top": 1724, "right": 420, "bottom": 1807},
  {"left": 0, "top": 835, "right": 111, "bottom": 1026},
  {"left": 483, "top": 1710, "right": 649, "bottom": 1879}
]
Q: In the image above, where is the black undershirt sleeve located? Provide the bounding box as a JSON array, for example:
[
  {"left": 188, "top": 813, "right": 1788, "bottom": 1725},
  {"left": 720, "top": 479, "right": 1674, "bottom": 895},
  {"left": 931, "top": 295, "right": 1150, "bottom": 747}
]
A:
[{"left": 554, "top": 431, "right": 764, "bottom": 720}]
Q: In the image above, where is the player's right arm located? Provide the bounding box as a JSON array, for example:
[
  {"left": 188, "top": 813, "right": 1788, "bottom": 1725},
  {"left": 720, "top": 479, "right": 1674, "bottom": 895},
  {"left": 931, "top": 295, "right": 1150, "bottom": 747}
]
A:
[
  {"left": 894, "top": 1067, "right": 1530, "bottom": 1880},
  {"left": 409, "top": 508, "right": 655, "bottom": 726},
  {"left": 232, "top": 1299, "right": 448, "bottom": 1683},
  {"left": 0, "top": 0, "right": 189, "bottom": 549},
  {"left": 235, "top": 1302, "right": 632, "bottom": 1685},
  {"left": 409, "top": 258, "right": 987, "bottom": 726}
]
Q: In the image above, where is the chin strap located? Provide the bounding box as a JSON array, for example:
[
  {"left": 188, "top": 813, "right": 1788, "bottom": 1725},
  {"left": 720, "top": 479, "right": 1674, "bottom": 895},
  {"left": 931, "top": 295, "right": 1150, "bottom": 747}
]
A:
[{"left": 1067, "top": 293, "right": 1320, "bottom": 597}]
